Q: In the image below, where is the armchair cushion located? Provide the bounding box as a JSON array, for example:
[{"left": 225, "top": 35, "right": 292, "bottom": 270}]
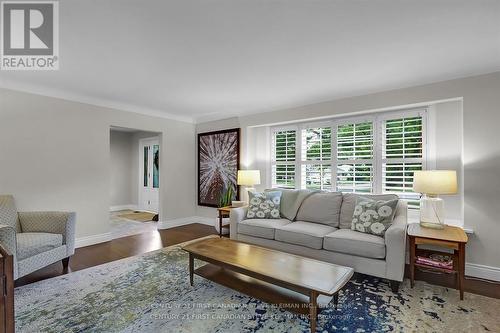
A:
[
  {"left": 0, "top": 224, "right": 17, "bottom": 260},
  {"left": 18, "top": 211, "right": 76, "bottom": 256},
  {"left": 17, "top": 232, "right": 63, "bottom": 260},
  {"left": 0, "top": 195, "right": 21, "bottom": 232}
]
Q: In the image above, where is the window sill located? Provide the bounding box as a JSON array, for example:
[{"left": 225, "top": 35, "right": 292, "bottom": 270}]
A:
[{"left": 407, "top": 210, "right": 472, "bottom": 234}]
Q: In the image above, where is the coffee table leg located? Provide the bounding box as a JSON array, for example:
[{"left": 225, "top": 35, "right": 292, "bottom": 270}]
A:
[
  {"left": 333, "top": 293, "right": 338, "bottom": 309},
  {"left": 189, "top": 253, "right": 194, "bottom": 286},
  {"left": 309, "top": 290, "right": 318, "bottom": 333}
]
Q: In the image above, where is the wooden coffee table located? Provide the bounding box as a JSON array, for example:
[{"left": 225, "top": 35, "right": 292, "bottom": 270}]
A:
[{"left": 182, "top": 237, "right": 354, "bottom": 332}]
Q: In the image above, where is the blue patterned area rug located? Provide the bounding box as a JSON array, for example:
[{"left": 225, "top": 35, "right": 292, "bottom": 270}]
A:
[{"left": 15, "top": 238, "right": 500, "bottom": 333}]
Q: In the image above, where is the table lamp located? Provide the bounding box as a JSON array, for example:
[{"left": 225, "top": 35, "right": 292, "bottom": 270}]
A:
[
  {"left": 413, "top": 170, "right": 458, "bottom": 229},
  {"left": 237, "top": 170, "right": 261, "bottom": 202}
]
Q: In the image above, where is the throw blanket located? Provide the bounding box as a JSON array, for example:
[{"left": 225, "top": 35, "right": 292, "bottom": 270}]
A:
[{"left": 266, "top": 188, "right": 317, "bottom": 220}]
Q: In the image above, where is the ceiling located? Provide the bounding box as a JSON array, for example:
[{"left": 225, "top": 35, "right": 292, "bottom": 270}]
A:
[{"left": 1, "top": 0, "right": 499, "bottom": 123}]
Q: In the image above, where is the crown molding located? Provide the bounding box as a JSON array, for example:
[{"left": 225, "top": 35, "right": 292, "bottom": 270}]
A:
[{"left": 0, "top": 80, "right": 194, "bottom": 123}]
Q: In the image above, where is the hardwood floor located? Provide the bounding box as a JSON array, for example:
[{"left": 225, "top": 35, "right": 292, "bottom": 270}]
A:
[
  {"left": 405, "top": 264, "right": 500, "bottom": 299},
  {"left": 15, "top": 223, "right": 499, "bottom": 299},
  {"left": 15, "top": 223, "right": 218, "bottom": 287}
]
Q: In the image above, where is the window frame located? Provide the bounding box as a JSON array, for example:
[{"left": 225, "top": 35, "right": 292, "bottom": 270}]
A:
[
  {"left": 377, "top": 109, "right": 427, "bottom": 207},
  {"left": 270, "top": 108, "right": 428, "bottom": 205},
  {"left": 299, "top": 122, "right": 333, "bottom": 190},
  {"left": 271, "top": 125, "right": 300, "bottom": 189}
]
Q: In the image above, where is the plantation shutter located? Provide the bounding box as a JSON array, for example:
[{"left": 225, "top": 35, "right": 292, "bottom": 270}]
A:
[
  {"left": 381, "top": 113, "right": 425, "bottom": 209},
  {"left": 301, "top": 127, "right": 332, "bottom": 190},
  {"left": 336, "top": 121, "right": 374, "bottom": 193},
  {"left": 272, "top": 129, "right": 297, "bottom": 188}
]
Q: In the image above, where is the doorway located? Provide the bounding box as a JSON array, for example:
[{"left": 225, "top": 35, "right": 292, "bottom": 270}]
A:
[
  {"left": 139, "top": 137, "right": 160, "bottom": 213},
  {"left": 109, "top": 127, "right": 161, "bottom": 240}
]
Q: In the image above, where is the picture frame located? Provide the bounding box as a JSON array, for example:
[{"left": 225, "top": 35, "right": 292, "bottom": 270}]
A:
[{"left": 198, "top": 128, "right": 240, "bottom": 207}]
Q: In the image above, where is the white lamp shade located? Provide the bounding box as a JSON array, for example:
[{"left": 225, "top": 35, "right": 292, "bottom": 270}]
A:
[
  {"left": 413, "top": 170, "right": 458, "bottom": 195},
  {"left": 237, "top": 170, "right": 261, "bottom": 186}
]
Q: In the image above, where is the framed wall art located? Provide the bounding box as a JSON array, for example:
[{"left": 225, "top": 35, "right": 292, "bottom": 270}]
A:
[{"left": 198, "top": 128, "right": 240, "bottom": 207}]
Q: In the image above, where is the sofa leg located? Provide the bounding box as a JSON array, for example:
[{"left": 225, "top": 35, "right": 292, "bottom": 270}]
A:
[
  {"left": 62, "top": 257, "right": 70, "bottom": 271},
  {"left": 389, "top": 280, "right": 400, "bottom": 293}
]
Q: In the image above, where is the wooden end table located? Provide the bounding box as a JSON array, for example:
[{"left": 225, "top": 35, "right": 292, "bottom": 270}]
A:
[
  {"left": 407, "top": 223, "right": 468, "bottom": 300},
  {"left": 0, "top": 244, "right": 14, "bottom": 333},
  {"left": 217, "top": 206, "right": 232, "bottom": 238}
]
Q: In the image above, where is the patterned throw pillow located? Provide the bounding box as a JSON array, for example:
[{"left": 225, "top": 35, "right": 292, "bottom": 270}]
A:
[
  {"left": 351, "top": 198, "right": 399, "bottom": 236},
  {"left": 246, "top": 191, "right": 282, "bottom": 219}
]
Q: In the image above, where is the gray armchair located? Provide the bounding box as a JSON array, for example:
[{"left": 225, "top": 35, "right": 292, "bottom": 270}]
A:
[{"left": 0, "top": 195, "right": 75, "bottom": 280}]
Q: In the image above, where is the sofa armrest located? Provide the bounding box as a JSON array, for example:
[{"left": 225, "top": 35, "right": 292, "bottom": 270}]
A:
[
  {"left": 385, "top": 201, "right": 408, "bottom": 281},
  {"left": 229, "top": 207, "right": 248, "bottom": 239},
  {"left": 18, "top": 211, "right": 76, "bottom": 256},
  {"left": 0, "top": 224, "right": 17, "bottom": 278}
]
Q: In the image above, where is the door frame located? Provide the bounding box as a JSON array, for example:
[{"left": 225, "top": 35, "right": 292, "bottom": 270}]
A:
[{"left": 138, "top": 136, "right": 160, "bottom": 213}]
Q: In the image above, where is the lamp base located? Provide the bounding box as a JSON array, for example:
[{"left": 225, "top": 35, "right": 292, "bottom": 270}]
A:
[
  {"left": 419, "top": 221, "right": 445, "bottom": 229},
  {"left": 419, "top": 195, "right": 445, "bottom": 229}
]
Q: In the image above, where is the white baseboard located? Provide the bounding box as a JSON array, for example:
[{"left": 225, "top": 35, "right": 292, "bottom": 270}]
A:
[
  {"left": 110, "top": 204, "right": 137, "bottom": 212},
  {"left": 75, "top": 232, "right": 112, "bottom": 248},
  {"left": 75, "top": 216, "right": 212, "bottom": 247},
  {"left": 158, "top": 216, "right": 213, "bottom": 229},
  {"left": 465, "top": 263, "right": 500, "bottom": 282}
]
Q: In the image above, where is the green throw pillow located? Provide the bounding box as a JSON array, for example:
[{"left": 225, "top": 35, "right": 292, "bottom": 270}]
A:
[
  {"left": 351, "top": 198, "right": 399, "bottom": 236},
  {"left": 246, "top": 191, "right": 282, "bottom": 219}
]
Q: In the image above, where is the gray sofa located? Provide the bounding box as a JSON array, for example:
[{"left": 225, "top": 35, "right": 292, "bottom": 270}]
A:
[
  {"left": 230, "top": 190, "right": 407, "bottom": 291},
  {"left": 0, "top": 195, "right": 76, "bottom": 280}
]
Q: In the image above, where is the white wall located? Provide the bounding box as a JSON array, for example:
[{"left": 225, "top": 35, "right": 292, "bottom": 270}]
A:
[
  {"left": 430, "top": 100, "right": 464, "bottom": 222},
  {"left": 196, "top": 72, "right": 500, "bottom": 272},
  {"left": 0, "top": 88, "right": 196, "bottom": 239},
  {"left": 109, "top": 130, "right": 134, "bottom": 207}
]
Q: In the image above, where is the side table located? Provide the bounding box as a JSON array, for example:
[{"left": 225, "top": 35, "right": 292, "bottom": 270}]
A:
[
  {"left": 407, "top": 223, "right": 468, "bottom": 300},
  {"left": 217, "top": 206, "right": 232, "bottom": 238}
]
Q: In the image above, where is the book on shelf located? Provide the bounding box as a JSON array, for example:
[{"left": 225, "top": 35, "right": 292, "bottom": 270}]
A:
[{"left": 416, "top": 256, "right": 453, "bottom": 270}]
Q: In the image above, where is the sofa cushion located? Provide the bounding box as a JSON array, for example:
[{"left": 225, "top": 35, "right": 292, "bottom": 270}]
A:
[
  {"left": 339, "top": 193, "right": 398, "bottom": 229},
  {"left": 275, "top": 221, "right": 337, "bottom": 250},
  {"left": 266, "top": 189, "right": 315, "bottom": 220},
  {"left": 323, "top": 229, "right": 386, "bottom": 259},
  {"left": 238, "top": 218, "right": 291, "bottom": 240},
  {"left": 17, "top": 232, "right": 63, "bottom": 260},
  {"left": 351, "top": 198, "right": 399, "bottom": 236},
  {"left": 247, "top": 191, "right": 282, "bottom": 219},
  {"left": 296, "top": 192, "right": 343, "bottom": 227}
]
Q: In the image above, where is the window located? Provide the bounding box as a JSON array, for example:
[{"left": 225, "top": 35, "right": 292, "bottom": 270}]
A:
[
  {"left": 301, "top": 127, "right": 332, "bottom": 190},
  {"left": 270, "top": 109, "right": 427, "bottom": 208},
  {"left": 381, "top": 116, "right": 424, "bottom": 209},
  {"left": 336, "top": 121, "right": 373, "bottom": 193},
  {"left": 271, "top": 129, "right": 296, "bottom": 188}
]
